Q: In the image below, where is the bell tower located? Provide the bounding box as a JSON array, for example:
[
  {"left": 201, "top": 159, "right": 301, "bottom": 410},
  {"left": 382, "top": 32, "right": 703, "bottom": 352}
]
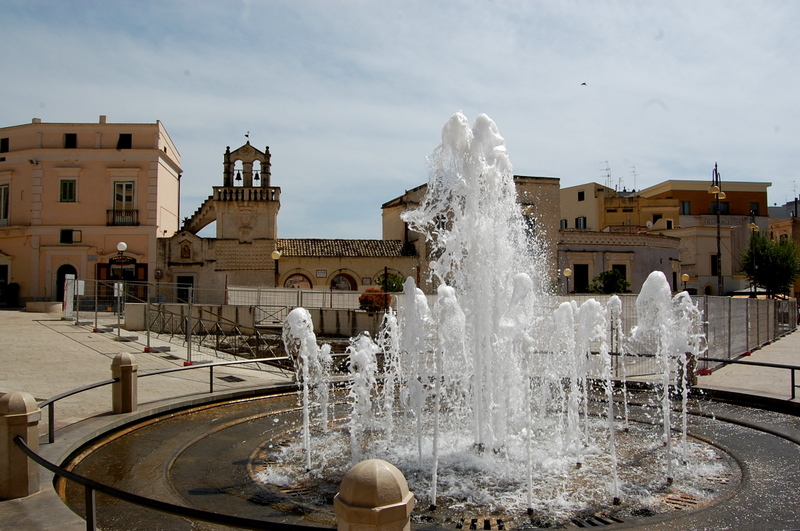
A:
[
  {"left": 213, "top": 142, "right": 280, "bottom": 242},
  {"left": 223, "top": 141, "right": 272, "bottom": 188}
]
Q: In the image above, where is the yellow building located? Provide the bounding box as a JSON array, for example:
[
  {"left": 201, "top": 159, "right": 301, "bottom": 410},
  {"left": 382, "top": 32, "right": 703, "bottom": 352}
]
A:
[{"left": 0, "top": 116, "right": 181, "bottom": 304}]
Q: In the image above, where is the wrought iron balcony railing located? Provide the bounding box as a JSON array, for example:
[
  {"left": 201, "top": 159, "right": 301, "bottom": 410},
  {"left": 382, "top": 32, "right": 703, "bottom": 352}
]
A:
[{"left": 107, "top": 209, "right": 139, "bottom": 226}]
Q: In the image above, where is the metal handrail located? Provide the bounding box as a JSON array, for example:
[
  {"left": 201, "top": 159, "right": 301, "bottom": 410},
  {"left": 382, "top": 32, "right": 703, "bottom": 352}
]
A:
[
  {"left": 14, "top": 436, "right": 329, "bottom": 531},
  {"left": 38, "top": 379, "right": 118, "bottom": 445},
  {"left": 696, "top": 356, "right": 799, "bottom": 399},
  {"left": 39, "top": 357, "right": 293, "bottom": 444}
]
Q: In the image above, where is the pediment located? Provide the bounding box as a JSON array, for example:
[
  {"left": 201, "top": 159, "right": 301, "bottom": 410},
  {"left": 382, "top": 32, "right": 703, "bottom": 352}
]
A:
[{"left": 228, "top": 141, "right": 269, "bottom": 162}]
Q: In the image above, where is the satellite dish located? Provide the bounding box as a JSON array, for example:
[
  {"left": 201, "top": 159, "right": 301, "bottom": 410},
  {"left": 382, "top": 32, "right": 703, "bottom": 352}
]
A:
[{"left": 646, "top": 221, "right": 653, "bottom": 228}]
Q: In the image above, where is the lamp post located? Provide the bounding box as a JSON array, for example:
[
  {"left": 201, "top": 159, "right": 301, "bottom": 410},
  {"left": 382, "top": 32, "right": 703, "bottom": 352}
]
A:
[
  {"left": 681, "top": 273, "right": 689, "bottom": 292},
  {"left": 748, "top": 211, "right": 759, "bottom": 298},
  {"left": 271, "top": 250, "right": 282, "bottom": 287},
  {"left": 115, "top": 242, "right": 127, "bottom": 338},
  {"left": 708, "top": 163, "right": 726, "bottom": 296},
  {"left": 563, "top": 267, "right": 572, "bottom": 295}
]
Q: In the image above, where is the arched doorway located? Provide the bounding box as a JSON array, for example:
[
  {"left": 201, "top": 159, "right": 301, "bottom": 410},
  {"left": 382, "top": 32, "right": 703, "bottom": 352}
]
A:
[
  {"left": 56, "top": 264, "right": 78, "bottom": 302},
  {"left": 284, "top": 273, "right": 312, "bottom": 289},
  {"left": 331, "top": 273, "right": 356, "bottom": 291}
]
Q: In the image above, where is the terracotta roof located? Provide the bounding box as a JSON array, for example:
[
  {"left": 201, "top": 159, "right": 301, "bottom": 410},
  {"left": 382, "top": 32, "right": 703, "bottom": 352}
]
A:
[{"left": 277, "top": 239, "right": 408, "bottom": 258}]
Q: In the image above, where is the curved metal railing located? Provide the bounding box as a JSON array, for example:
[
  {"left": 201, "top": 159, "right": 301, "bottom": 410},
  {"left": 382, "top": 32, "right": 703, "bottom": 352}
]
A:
[
  {"left": 14, "top": 436, "right": 330, "bottom": 531},
  {"left": 39, "top": 357, "right": 293, "bottom": 444},
  {"left": 20, "top": 357, "right": 319, "bottom": 530}
]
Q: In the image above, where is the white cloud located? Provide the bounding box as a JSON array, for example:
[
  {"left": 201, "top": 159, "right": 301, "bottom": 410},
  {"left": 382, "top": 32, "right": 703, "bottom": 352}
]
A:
[{"left": 2, "top": 0, "right": 799, "bottom": 234}]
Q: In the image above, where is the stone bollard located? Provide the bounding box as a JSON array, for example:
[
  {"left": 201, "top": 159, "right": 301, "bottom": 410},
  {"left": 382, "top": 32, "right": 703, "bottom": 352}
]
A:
[
  {"left": 334, "top": 459, "right": 415, "bottom": 531},
  {"left": 0, "top": 391, "right": 41, "bottom": 499},
  {"left": 111, "top": 353, "right": 138, "bottom": 414}
]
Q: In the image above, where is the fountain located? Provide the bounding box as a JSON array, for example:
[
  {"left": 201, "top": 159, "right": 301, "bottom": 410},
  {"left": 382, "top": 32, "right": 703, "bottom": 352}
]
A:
[
  {"left": 274, "top": 112, "right": 712, "bottom": 525},
  {"left": 60, "top": 112, "right": 760, "bottom": 530}
]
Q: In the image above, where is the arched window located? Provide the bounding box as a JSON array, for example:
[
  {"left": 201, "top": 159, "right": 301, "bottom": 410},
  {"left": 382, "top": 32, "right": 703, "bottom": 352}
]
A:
[
  {"left": 232, "top": 161, "right": 244, "bottom": 187},
  {"left": 253, "top": 160, "right": 262, "bottom": 186}
]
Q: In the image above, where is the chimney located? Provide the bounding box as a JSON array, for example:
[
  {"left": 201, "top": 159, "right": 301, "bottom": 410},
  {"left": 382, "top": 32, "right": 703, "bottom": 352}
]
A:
[{"left": 99, "top": 115, "right": 107, "bottom": 124}]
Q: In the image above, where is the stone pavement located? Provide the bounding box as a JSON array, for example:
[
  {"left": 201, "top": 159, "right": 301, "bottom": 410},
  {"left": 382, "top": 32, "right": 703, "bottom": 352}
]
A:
[
  {"left": 0, "top": 308, "right": 295, "bottom": 530},
  {"left": 695, "top": 326, "right": 800, "bottom": 402},
  {"left": 0, "top": 308, "right": 294, "bottom": 435}
]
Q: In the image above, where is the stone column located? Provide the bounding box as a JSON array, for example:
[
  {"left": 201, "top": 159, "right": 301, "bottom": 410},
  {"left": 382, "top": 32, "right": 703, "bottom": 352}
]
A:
[
  {"left": 111, "top": 353, "right": 138, "bottom": 414},
  {"left": 334, "top": 459, "right": 415, "bottom": 531},
  {"left": 0, "top": 391, "right": 41, "bottom": 499}
]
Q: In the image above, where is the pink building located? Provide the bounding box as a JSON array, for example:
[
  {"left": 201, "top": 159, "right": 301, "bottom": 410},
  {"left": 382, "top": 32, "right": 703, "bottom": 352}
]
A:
[{"left": 0, "top": 116, "right": 181, "bottom": 304}]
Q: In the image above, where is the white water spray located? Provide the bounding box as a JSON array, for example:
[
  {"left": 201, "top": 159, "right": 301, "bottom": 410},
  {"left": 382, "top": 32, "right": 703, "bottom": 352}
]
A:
[
  {"left": 276, "top": 113, "right": 708, "bottom": 518},
  {"left": 283, "top": 308, "right": 332, "bottom": 470}
]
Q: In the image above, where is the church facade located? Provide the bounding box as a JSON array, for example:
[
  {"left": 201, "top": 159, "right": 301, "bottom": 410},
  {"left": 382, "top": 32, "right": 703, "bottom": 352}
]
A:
[{"left": 157, "top": 142, "right": 421, "bottom": 304}]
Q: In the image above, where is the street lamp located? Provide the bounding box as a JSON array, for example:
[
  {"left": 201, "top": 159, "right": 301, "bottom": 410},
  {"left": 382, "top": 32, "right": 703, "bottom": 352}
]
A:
[
  {"left": 748, "top": 211, "right": 759, "bottom": 298},
  {"left": 115, "top": 242, "right": 128, "bottom": 338},
  {"left": 681, "top": 273, "right": 689, "bottom": 292},
  {"left": 271, "top": 250, "right": 282, "bottom": 287},
  {"left": 708, "top": 163, "right": 726, "bottom": 296},
  {"left": 563, "top": 267, "right": 572, "bottom": 295}
]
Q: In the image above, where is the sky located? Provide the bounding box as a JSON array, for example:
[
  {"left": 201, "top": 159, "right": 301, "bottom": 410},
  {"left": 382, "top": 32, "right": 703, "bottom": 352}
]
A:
[{"left": 1, "top": 1, "right": 798, "bottom": 239}]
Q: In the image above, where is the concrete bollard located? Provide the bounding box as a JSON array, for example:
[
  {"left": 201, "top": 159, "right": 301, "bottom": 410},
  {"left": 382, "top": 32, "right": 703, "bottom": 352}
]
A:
[
  {"left": 334, "top": 459, "right": 415, "bottom": 531},
  {"left": 0, "top": 391, "right": 41, "bottom": 499},
  {"left": 111, "top": 352, "right": 138, "bottom": 414}
]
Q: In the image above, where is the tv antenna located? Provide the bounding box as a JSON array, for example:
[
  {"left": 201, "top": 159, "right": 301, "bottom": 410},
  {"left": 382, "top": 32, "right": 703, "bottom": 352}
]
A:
[
  {"left": 600, "top": 161, "right": 612, "bottom": 189},
  {"left": 630, "top": 166, "right": 638, "bottom": 191}
]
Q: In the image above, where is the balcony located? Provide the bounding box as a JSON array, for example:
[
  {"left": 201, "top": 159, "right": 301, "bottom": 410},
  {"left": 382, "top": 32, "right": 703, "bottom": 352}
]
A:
[
  {"left": 107, "top": 210, "right": 139, "bottom": 226},
  {"left": 213, "top": 186, "right": 280, "bottom": 202}
]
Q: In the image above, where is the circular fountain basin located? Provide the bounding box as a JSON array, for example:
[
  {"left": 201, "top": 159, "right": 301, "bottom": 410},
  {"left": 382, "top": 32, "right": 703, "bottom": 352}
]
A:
[{"left": 55, "top": 387, "right": 800, "bottom": 530}]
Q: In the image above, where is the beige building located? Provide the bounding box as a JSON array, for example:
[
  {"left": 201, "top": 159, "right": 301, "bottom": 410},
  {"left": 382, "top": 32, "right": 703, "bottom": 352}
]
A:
[
  {"left": 767, "top": 216, "right": 800, "bottom": 299},
  {"left": 160, "top": 143, "right": 562, "bottom": 303},
  {"left": 160, "top": 142, "right": 420, "bottom": 304},
  {"left": 559, "top": 182, "right": 612, "bottom": 231},
  {"left": 559, "top": 179, "right": 770, "bottom": 295},
  {"left": 0, "top": 116, "right": 181, "bottom": 304},
  {"left": 639, "top": 180, "right": 769, "bottom": 295},
  {"left": 382, "top": 176, "right": 561, "bottom": 292},
  {"left": 558, "top": 230, "right": 681, "bottom": 294}
]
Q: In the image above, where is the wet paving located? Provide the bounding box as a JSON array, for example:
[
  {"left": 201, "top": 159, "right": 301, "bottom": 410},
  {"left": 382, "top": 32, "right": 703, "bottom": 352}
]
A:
[{"left": 58, "top": 390, "right": 800, "bottom": 530}]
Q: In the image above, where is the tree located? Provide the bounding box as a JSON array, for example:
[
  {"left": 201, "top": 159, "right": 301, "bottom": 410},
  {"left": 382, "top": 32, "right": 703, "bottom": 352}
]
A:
[
  {"left": 373, "top": 271, "right": 405, "bottom": 292},
  {"left": 588, "top": 269, "right": 631, "bottom": 294},
  {"left": 740, "top": 233, "right": 800, "bottom": 298}
]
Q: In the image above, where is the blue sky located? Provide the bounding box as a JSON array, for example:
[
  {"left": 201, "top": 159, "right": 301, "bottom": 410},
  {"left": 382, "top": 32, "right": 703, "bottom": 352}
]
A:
[{"left": 1, "top": 1, "right": 798, "bottom": 238}]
